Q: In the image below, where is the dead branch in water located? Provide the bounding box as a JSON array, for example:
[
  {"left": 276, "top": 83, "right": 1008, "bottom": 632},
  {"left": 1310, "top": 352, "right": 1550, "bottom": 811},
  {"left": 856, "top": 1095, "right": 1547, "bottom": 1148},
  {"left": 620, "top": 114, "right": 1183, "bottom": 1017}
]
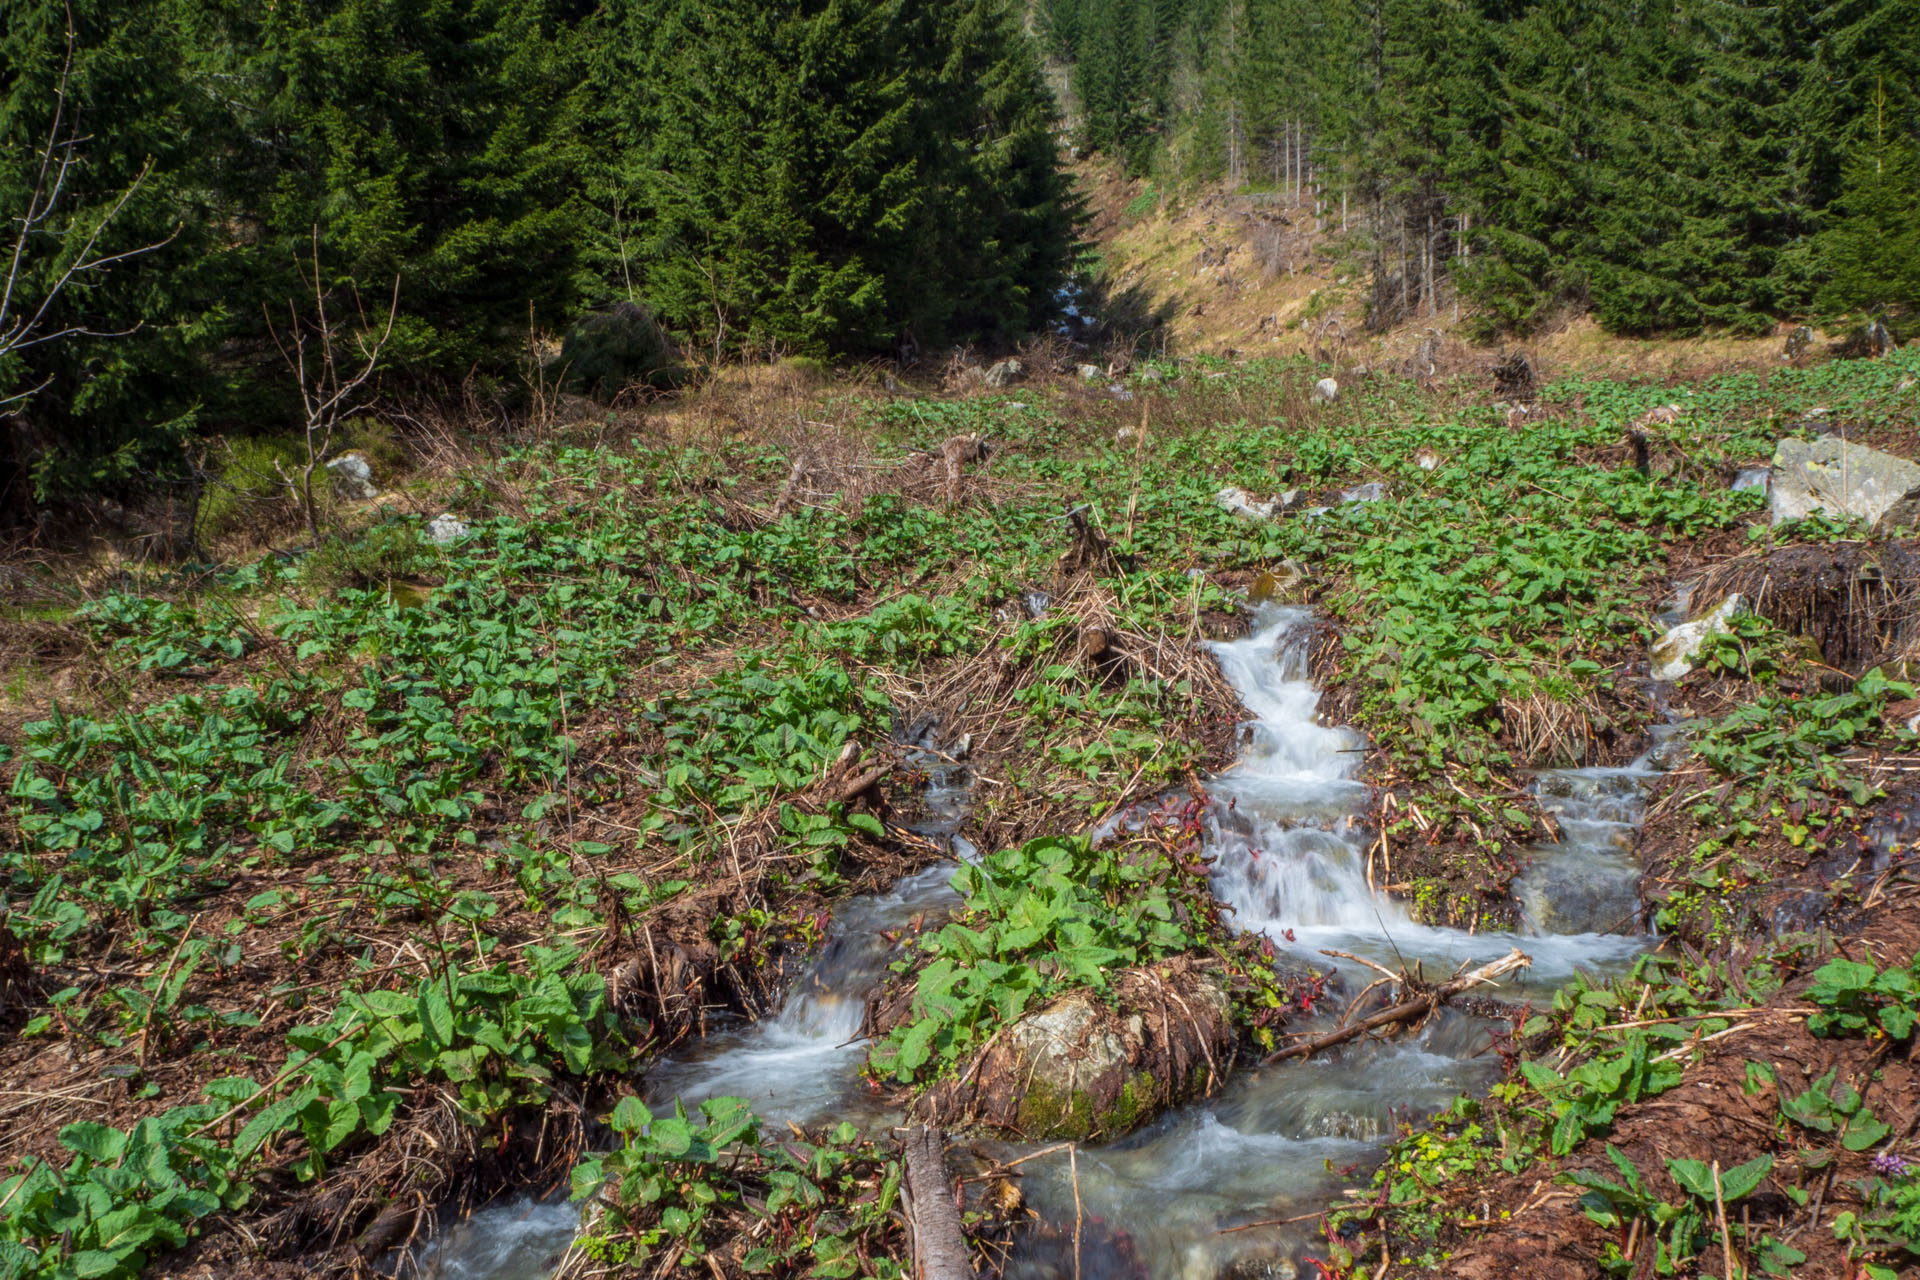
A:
[
  {"left": 1261, "top": 948, "right": 1532, "bottom": 1064},
  {"left": 901, "top": 1124, "right": 974, "bottom": 1280}
]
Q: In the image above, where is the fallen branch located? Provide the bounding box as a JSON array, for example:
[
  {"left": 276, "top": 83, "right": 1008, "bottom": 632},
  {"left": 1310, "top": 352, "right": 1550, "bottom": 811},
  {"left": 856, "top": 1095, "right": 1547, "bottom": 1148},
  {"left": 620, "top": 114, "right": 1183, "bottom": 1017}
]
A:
[
  {"left": 1262, "top": 948, "right": 1531, "bottom": 1065},
  {"left": 902, "top": 1124, "right": 973, "bottom": 1280}
]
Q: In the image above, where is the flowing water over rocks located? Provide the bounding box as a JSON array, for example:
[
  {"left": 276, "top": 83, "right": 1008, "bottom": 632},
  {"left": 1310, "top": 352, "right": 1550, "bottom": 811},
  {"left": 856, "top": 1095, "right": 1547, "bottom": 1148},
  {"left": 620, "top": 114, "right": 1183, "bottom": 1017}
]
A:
[{"left": 433, "top": 606, "right": 1662, "bottom": 1278}]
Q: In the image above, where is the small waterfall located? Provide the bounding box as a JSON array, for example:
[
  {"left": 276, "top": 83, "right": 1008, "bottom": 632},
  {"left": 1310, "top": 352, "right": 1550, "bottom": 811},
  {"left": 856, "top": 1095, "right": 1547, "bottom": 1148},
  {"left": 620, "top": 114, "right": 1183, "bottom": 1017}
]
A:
[
  {"left": 641, "top": 861, "right": 960, "bottom": 1130},
  {"left": 1007, "top": 604, "right": 1657, "bottom": 1278}
]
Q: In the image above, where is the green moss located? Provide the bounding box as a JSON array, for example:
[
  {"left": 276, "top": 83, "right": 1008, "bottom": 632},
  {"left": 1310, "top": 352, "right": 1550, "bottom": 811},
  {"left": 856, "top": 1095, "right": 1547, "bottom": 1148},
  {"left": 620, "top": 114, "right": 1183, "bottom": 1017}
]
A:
[{"left": 1013, "top": 1069, "right": 1168, "bottom": 1141}]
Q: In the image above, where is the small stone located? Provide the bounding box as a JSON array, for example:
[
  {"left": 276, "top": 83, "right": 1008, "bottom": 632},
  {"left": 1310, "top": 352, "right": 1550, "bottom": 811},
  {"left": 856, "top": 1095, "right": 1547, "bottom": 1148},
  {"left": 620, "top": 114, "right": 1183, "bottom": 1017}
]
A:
[
  {"left": 1650, "top": 594, "right": 1743, "bottom": 682},
  {"left": 326, "top": 452, "right": 378, "bottom": 501},
  {"left": 1078, "top": 363, "right": 1102, "bottom": 381},
  {"left": 1341, "top": 481, "right": 1384, "bottom": 504},
  {"left": 426, "top": 513, "right": 471, "bottom": 545},
  {"left": 983, "top": 358, "right": 1024, "bottom": 388},
  {"left": 1415, "top": 448, "right": 1441, "bottom": 471},
  {"left": 1217, "top": 486, "right": 1277, "bottom": 520},
  {"left": 1311, "top": 377, "right": 1339, "bottom": 403}
]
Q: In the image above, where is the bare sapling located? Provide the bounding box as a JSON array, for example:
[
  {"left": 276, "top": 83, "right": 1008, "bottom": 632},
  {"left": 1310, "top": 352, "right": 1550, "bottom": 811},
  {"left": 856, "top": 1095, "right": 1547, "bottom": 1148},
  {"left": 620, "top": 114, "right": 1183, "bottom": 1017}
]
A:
[{"left": 264, "top": 229, "right": 400, "bottom": 544}]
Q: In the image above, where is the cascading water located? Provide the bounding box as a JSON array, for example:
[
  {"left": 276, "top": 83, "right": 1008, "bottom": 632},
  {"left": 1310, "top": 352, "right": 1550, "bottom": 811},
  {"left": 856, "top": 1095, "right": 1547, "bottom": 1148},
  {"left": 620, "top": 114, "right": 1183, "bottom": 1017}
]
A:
[
  {"left": 1000, "top": 606, "right": 1653, "bottom": 1277},
  {"left": 430, "top": 604, "right": 1662, "bottom": 1279}
]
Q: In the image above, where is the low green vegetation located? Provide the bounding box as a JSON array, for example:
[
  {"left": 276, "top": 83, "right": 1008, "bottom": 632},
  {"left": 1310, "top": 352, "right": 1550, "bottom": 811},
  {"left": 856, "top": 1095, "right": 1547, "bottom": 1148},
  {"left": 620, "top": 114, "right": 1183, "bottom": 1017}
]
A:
[
  {"left": 4, "top": 345, "right": 1919, "bottom": 1274},
  {"left": 869, "top": 833, "right": 1286, "bottom": 1086},
  {"left": 571, "top": 1098, "right": 907, "bottom": 1278}
]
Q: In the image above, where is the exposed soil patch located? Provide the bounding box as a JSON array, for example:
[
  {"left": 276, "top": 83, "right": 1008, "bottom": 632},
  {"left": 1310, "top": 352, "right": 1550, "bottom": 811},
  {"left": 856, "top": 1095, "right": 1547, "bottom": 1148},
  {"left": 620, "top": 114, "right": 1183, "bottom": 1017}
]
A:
[{"left": 1427, "top": 892, "right": 1920, "bottom": 1280}]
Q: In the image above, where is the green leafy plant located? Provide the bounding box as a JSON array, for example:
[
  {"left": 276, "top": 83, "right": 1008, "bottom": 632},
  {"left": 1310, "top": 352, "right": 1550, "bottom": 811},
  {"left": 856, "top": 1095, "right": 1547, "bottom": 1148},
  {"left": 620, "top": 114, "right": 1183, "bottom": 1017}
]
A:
[{"left": 1570, "top": 1144, "right": 1773, "bottom": 1276}]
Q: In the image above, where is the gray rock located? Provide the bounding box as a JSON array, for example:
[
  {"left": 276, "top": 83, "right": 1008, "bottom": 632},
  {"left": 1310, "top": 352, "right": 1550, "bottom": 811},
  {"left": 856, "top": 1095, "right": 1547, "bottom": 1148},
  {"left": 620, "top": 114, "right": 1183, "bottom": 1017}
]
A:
[
  {"left": 1216, "top": 486, "right": 1278, "bottom": 520},
  {"left": 1650, "top": 594, "right": 1743, "bottom": 682},
  {"left": 984, "top": 358, "right": 1025, "bottom": 389},
  {"left": 1513, "top": 849, "right": 1640, "bottom": 935},
  {"left": 1873, "top": 485, "right": 1920, "bottom": 538},
  {"left": 1077, "top": 363, "right": 1102, "bottom": 381},
  {"left": 1771, "top": 436, "right": 1920, "bottom": 526},
  {"left": 1341, "top": 481, "right": 1385, "bottom": 504},
  {"left": 1731, "top": 466, "right": 1770, "bottom": 494},
  {"left": 1311, "top": 377, "right": 1339, "bottom": 403},
  {"left": 426, "top": 513, "right": 471, "bottom": 545},
  {"left": 326, "top": 452, "right": 378, "bottom": 501}
]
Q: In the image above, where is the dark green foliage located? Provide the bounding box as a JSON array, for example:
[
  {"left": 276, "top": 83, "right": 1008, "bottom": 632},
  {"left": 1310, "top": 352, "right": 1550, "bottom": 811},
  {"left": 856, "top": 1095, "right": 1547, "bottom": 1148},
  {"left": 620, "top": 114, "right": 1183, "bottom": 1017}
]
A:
[
  {"left": 558, "top": 301, "right": 681, "bottom": 399},
  {"left": 1818, "top": 137, "right": 1920, "bottom": 332},
  {"left": 1, "top": 0, "right": 1077, "bottom": 508},
  {"left": 1053, "top": 0, "right": 1920, "bottom": 337},
  {"left": 0, "top": 0, "right": 219, "bottom": 509},
  {"left": 586, "top": 0, "right": 1075, "bottom": 356}
]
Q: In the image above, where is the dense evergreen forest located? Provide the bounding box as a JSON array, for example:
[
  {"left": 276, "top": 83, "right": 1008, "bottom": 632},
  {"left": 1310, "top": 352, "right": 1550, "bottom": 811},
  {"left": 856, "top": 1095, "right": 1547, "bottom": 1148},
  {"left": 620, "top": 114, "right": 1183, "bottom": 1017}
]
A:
[
  {"left": 4, "top": 0, "right": 1919, "bottom": 518},
  {"left": 1041, "top": 0, "right": 1920, "bottom": 336},
  {"left": 0, "top": 0, "right": 1074, "bottom": 513}
]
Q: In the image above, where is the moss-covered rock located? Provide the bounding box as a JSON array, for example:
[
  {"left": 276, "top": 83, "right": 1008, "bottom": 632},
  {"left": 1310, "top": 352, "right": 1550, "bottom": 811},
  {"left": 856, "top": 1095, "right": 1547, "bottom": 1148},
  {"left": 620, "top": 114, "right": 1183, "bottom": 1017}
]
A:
[{"left": 926, "top": 962, "right": 1235, "bottom": 1141}]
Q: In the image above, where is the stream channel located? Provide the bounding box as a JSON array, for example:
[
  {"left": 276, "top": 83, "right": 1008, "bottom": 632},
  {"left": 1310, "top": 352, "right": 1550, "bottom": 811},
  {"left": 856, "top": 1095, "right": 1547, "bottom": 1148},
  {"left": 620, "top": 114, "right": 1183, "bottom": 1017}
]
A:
[{"left": 424, "top": 604, "right": 1669, "bottom": 1279}]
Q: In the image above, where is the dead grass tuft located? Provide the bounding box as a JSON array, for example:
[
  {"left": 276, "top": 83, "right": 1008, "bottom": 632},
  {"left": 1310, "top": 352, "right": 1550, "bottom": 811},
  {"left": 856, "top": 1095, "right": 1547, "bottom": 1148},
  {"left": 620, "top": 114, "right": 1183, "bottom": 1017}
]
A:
[{"left": 1694, "top": 540, "right": 1920, "bottom": 673}]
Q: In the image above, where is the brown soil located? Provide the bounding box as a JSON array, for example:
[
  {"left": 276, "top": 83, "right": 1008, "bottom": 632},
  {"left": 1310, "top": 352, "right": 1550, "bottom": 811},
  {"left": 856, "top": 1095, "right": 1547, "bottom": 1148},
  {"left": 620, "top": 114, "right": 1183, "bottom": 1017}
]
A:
[
  {"left": 1423, "top": 892, "right": 1920, "bottom": 1280},
  {"left": 1693, "top": 539, "right": 1920, "bottom": 674}
]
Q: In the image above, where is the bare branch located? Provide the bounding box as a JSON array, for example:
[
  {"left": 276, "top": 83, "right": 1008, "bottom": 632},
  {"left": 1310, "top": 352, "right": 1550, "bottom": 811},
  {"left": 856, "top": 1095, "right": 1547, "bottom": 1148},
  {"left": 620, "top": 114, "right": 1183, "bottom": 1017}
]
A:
[{"left": 0, "top": 6, "right": 175, "bottom": 410}]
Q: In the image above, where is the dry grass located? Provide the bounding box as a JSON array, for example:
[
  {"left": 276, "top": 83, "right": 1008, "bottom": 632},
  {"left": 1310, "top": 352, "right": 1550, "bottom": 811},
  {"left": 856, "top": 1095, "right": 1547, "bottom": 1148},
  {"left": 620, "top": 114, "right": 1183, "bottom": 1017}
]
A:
[{"left": 1693, "top": 540, "right": 1920, "bottom": 673}]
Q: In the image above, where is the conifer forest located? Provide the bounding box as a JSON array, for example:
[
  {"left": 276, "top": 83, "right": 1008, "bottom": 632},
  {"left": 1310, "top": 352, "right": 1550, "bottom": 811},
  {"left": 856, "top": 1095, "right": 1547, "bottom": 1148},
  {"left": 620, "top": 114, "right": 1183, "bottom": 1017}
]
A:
[{"left": 3, "top": 3, "right": 1920, "bottom": 1280}]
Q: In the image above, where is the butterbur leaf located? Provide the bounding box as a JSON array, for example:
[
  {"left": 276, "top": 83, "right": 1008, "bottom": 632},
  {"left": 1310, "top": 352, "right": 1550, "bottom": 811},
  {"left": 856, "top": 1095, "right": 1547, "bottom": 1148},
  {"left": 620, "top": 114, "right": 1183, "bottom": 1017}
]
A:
[
  {"left": 421, "top": 989, "right": 454, "bottom": 1045},
  {"left": 1842, "top": 1113, "right": 1892, "bottom": 1151},
  {"left": 649, "top": 1114, "right": 694, "bottom": 1157},
  {"left": 610, "top": 1096, "right": 651, "bottom": 1134},
  {"left": 68, "top": 1250, "right": 128, "bottom": 1278},
  {"left": 61, "top": 1121, "right": 129, "bottom": 1163},
  {"left": 1666, "top": 1157, "right": 1716, "bottom": 1200},
  {"left": 1717, "top": 1154, "right": 1773, "bottom": 1201},
  {"left": 894, "top": 1018, "right": 938, "bottom": 1076}
]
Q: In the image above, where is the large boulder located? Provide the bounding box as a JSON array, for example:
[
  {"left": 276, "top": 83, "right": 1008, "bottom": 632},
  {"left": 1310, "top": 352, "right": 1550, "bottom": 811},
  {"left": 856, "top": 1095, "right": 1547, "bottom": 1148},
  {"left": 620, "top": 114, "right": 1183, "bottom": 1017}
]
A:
[
  {"left": 1770, "top": 436, "right": 1920, "bottom": 526},
  {"left": 984, "top": 358, "right": 1025, "bottom": 388},
  {"left": 925, "top": 965, "right": 1234, "bottom": 1141}
]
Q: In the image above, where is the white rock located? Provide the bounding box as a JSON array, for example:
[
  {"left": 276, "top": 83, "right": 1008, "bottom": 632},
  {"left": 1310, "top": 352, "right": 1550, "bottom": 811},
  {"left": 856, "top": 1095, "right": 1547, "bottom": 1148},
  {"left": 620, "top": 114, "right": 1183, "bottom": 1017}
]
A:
[
  {"left": 1770, "top": 436, "right": 1920, "bottom": 525},
  {"left": 984, "top": 358, "right": 1024, "bottom": 388},
  {"left": 1651, "top": 594, "right": 1743, "bottom": 682},
  {"left": 1311, "top": 377, "right": 1339, "bottom": 403},
  {"left": 326, "top": 452, "right": 378, "bottom": 501},
  {"left": 1216, "top": 486, "right": 1277, "bottom": 520},
  {"left": 426, "top": 513, "right": 470, "bottom": 545},
  {"left": 1077, "top": 364, "right": 1102, "bottom": 381}
]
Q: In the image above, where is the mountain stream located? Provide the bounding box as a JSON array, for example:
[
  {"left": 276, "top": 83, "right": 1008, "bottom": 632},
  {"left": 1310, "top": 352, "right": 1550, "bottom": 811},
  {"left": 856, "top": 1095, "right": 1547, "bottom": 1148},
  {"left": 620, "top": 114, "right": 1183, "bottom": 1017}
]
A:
[{"left": 421, "top": 605, "right": 1664, "bottom": 1279}]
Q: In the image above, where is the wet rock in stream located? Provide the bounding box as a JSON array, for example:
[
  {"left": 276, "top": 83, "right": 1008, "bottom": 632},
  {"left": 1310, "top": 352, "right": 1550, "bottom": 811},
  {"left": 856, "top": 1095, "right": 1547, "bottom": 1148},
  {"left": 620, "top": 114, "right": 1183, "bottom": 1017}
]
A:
[{"left": 912, "top": 963, "right": 1235, "bottom": 1142}]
